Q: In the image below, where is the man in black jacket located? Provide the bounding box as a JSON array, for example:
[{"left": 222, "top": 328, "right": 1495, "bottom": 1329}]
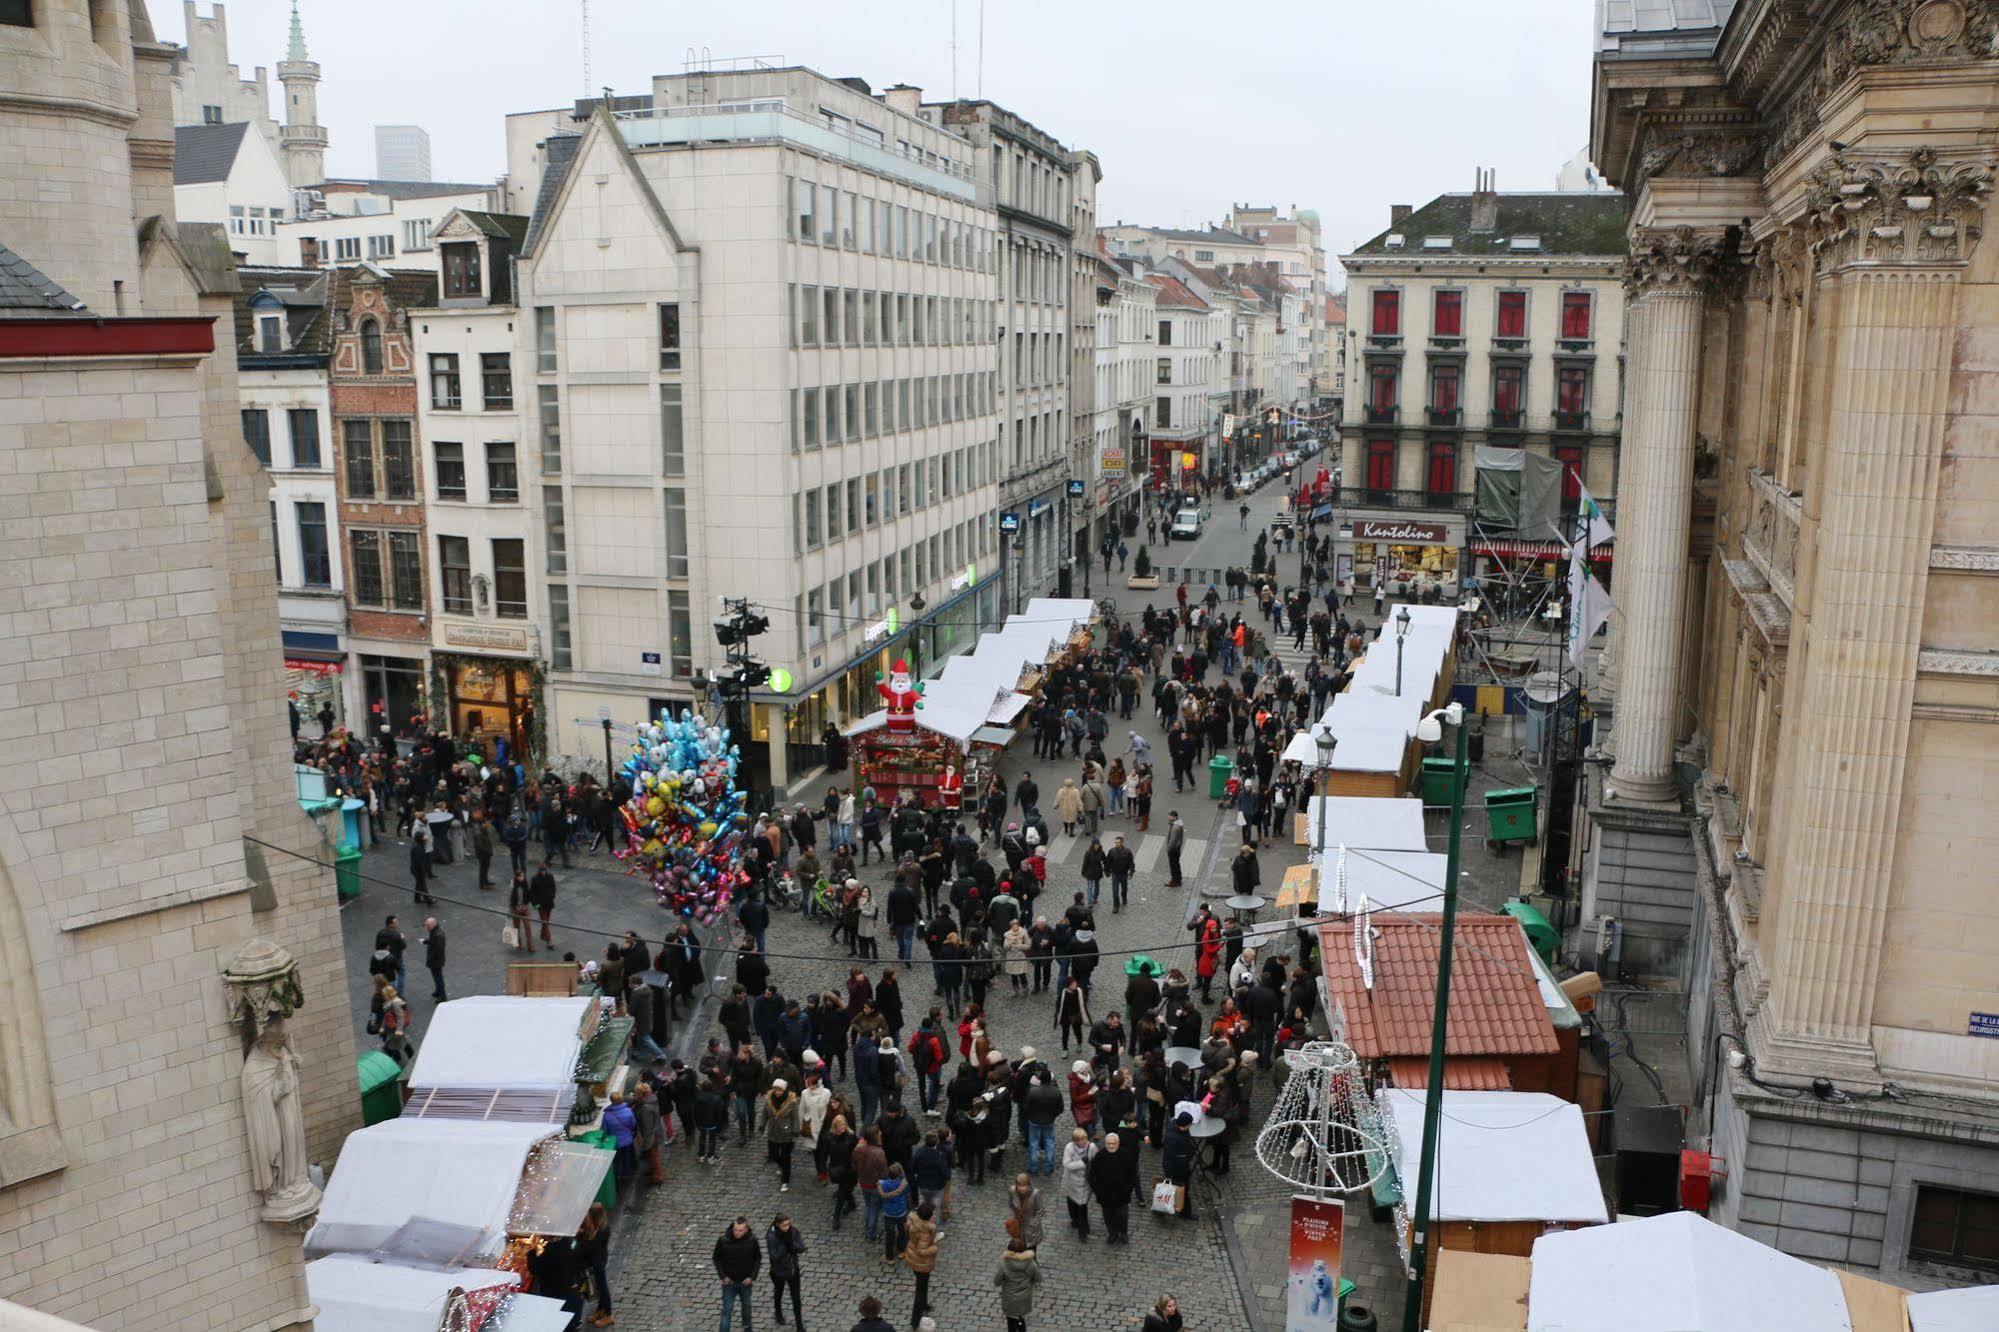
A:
[
  {"left": 1105, "top": 835, "right": 1136, "bottom": 913},
  {"left": 421, "top": 917, "right": 446, "bottom": 1000},
  {"left": 1089, "top": 1131, "right": 1139, "bottom": 1243},
  {"left": 712, "top": 1216, "right": 761, "bottom": 1329},
  {"left": 887, "top": 879, "right": 920, "bottom": 963},
  {"left": 1162, "top": 1113, "right": 1198, "bottom": 1219}
]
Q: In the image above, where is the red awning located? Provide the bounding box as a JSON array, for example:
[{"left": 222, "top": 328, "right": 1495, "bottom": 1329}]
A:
[{"left": 1473, "top": 540, "right": 1613, "bottom": 562}]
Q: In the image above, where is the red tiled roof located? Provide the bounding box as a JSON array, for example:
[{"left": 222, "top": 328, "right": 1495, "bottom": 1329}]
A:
[
  {"left": 1383, "top": 1056, "right": 1513, "bottom": 1091},
  {"left": 1319, "top": 913, "right": 1558, "bottom": 1059},
  {"left": 1144, "top": 273, "right": 1208, "bottom": 310}
]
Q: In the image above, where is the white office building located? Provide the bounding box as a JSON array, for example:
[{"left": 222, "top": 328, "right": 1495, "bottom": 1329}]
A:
[{"left": 375, "top": 123, "right": 433, "bottom": 182}]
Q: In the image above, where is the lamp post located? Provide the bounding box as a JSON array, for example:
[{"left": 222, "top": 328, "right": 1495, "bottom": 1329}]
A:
[
  {"left": 908, "top": 591, "right": 927, "bottom": 679},
  {"left": 1394, "top": 604, "right": 1412, "bottom": 696},
  {"left": 1312, "top": 723, "right": 1336, "bottom": 857},
  {"left": 1402, "top": 701, "right": 1468, "bottom": 1330}
]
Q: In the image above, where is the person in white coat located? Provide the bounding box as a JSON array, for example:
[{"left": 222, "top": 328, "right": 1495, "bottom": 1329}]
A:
[
  {"left": 799, "top": 1059, "right": 833, "bottom": 1183},
  {"left": 1060, "top": 1128, "right": 1098, "bottom": 1241}
]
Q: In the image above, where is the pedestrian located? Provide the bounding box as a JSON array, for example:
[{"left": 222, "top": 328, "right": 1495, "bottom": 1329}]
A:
[
  {"left": 1006, "top": 1170, "right": 1046, "bottom": 1251},
  {"left": 1061, "top": 1128, "right": 1097, "bottom": 1239},
  {"left": 603, "top": 1089, "right": 637, "bottom": 1188},
  {"left": 529, "top": 860, "right": 558, "bottom": 946},
  {"left": 1164, "top": 811, "right": 1186, "bottom": 887},
  {"left": 1079, "top": 838, "right": 1104, "bottom": 909},
  {"left": 1055, "top": 975, "right": 1088, "bottom": 1053},
  {"left": 855, "top": 1126, "right": 888, "bottom": 1241},
  {"left": 375, "top": 914, "right": 408, "bottom": 996},
  {"left": 632, "top": 1079, "right": 667, "bottom": 1185},
  {"left": 1021, "top": 1074, "right": 1062, "bottom": 1176},
  {"left": 578, "top": 1202, "right": 614, "bottom": 1327},
  {"left": 765, "top": 1212, "right": 806, "bottom": 1328},
  {"left": 1143, "top": 1294, "right": 1186, "bottom": 1332},
  {"left": 527, "top": 1229, "right": 583, "bottom": 1327},
  {"left": 421, "top": 916, "right": 447, "bottom": 1000},
  {"left": 902, "top": 1202, "right": 940, "bottom": 1328},
  {"left": 712, "top": 1216, "right": 761, "bottom": 1332},
  {"left": 695, "top": 1072, "right": 729, "bottom": 1164},
  {"left": 1089, "top": 1131, "right": 1137, "bottom": 1244},
  {"left": 764, "top": 1078, "right": 801, "bottom": 1192},
  {"left": 408, "top": 836, "right": 433, "bottom": 905},
  {"left": 879, "top": 1162, "right": 911, "bottom": 1262},
  {"left": 1163, "top": 1112, "right": 1198, "bottom": 1219},
  {"left": 992, "top": 1236, "right": 1041, "bottom": 1332}
]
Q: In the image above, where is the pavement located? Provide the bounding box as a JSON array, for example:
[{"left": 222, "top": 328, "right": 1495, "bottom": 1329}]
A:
[{"left": 334, "top": 471, "right": 1544, "bottom": 1332}]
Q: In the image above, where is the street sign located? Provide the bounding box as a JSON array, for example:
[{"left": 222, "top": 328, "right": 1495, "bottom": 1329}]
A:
[
  {"left": 1066, "top": 478, "right": 1086, "bottom": 497},
  {"left": 998, "top": 511, "right": 1021, "bottom": 533},
  {"left": 596, "top": 704, "right": 613, "bottom": 720},
  {"left": 639, "top": 651, "right": 662, "bottom": 676}
]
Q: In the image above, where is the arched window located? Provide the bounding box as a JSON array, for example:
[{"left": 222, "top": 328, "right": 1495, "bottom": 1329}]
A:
[{"left": 360, "top": 319, "right": 383, "bottom": 375}]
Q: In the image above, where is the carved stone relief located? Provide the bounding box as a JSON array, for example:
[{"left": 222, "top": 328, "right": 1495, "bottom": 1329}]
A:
[
  {"left": 1626, "top": 224, "right": 1744, "bottom": 298},
  {"left": 1804, "top": 147, "right": 1994, "bottom": 269}
]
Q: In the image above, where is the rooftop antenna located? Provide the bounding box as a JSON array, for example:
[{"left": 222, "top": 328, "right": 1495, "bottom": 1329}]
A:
[
  {"left": 951, "top": 0, "right": 959, "bottom": 100},
  {"left": 580, "top": 0, "right": 592, "bottom": 94},
  {"left": 977, "top": 0, "right": 985, "bottom": 98}
]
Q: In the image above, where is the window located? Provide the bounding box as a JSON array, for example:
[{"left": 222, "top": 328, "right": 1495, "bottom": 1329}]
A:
[
  {"left": 380, "top": 420, "right": 415, "bottom": 499},
  {"left": 1193, "top": 248, "right": 1214, "bottom": 262},
  {"left": 350, "top": 530, "right": 423, "bottom": 610},
  {"left": 544, "top": 488, "right": 567, "bottom": 574},
  {"left": 865, "top": 473, "right": 879, "bottom": 526},
  {"left": 480, "top": 353, "right": 512, "bottom": 409},
  {"left": 845, "top": 289, "right": 860, "bottom": 345},
  {"left": 438, "top": 536, "right": 472, "bottom": 614},
  {"left": 1554, "top": 445, "right": 1584, "bottom": 505},
  {"left": 660, "top": 385, "right": 684, "bottom": 476},
  {"left": 366, "top": 233, "right": 395, "bottom": 261},
  {"left": 257, "top": 314, "right": 283, "bottom": 354},
  {"left": 1492, "top": 364, "right": 1525, "bottom": 425},
  {"left": 807, "top": 588, "right": 824, "bottom": 645},
  {"left": 800, "top": 284, "right": 819, "bottom": 346},
  {"left": 1433, "top": 289, "right": 1463, "bottom": 339},
  {"left": 493, "top": 539, "right": 527, "bottom": 618},
  {"left": 823, "top": 288, "right": 839, "bottom": 346},
  {"left": 659, "top": 302, "right": 681, "bottom": 370},
  {"left": 486, "top": 441, "right": 518, "bottom": 502},
  {"left": 1156, "top": 396, "right": 1172, "bottom": 428},
  {"left": 1365, "top": 439, "right": 1396, "bottom": 492},
  {"left": 844, "top": 191, "right": 858, "bottom": 248},
  {"left": 229, "top": 205, "right": 246, "bottom": 236},
  {"left": 1426, "top": 442, "right": 1457, "bottom": 497},
  {"left": 663, "top": 490, "right": 689, "bottom": 579},
  {"left": 804, "top": 488, "right": 822, "bottom": 548},
  {"left": 1371, "top": 289, "right": 1400, "bottom": 337},
  {"left": 334, "top": 236, "right": 362, "bottom": 263},
  {"left": 343, "top": 419, "right": 375, "bottom": 498},
  {"left": 821, "top": 186, "right": 837, "bottom": 247},
  {"left": 1910, "top": 1185, "right": 1999, "bottom": 1273},
  {"left": 287, "top": 409, "right": 320, "bottom": 468},
  {"left": 296, "top": 502, "right": 330, "bottom": 587},
  {"left": 200, "top": 104, "right": 222, "bottom": 123},
  {"left": 801, "top": 387, "right": 820, "bottom": 448},
  {"left": 1429, "top": 364, "right": 1460, "bottom": 416},
  {"left": 797, "top": 181, "right": 817, "bottom": 242},
  {"left": 359, "top": 319, "right": 382, "bottom": 374},
  {"left": 1368, "top": 364, "right": 1398, "bottom": 418},
  {"left": 1560, "top": 291, "right": 1593, "bottom": 341},
  {"left": 1496, "top": 290, "right": 1527, "bottom": 339},
  {"left": 434, "top": 441, "right": 467, "bottom": 500},
  {"left": 538, "top": 385, "right": 562, "bottom": 474},
  {"left": 824, "top": 386, "right": 843, "bottom": 444},
  {"left": 1156, "top": 357, "right": 1171, "bottom": 386},
  {"left": 1157, "top": 319, "right": 1171, "bottom": 346},
  {"left": 548, "top": 584, "right": 573, "bottom": 669},
  {"left": 1557, "top": 366, "right": 1589, "bottom": 424},
  {"left": 847, "top": 479, "right": 861, "bottom": 535},
  {"left": 441, "top": 241, "right": 482, "bottom": 298},
  {"left": 402, "top": 218, "right": 432, "bottom": 251},
  {"left": 536, "top": 307, "right": 557, "bottom": 372},
  {"left": 241, "top": 409, "right": 271, "bottom": 466},
  {"left": 669, "top": 590, "right": 692, "bottom": 677},
  {"left": 429, "top": 354, "right": 460, "bottom": 409}
]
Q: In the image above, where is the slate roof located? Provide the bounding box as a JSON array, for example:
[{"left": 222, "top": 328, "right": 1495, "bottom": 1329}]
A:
[
  {"left": 1318, "top": 912, "right": 1559, "bottom": 1060},
  {"left": 521, "top": 132, "right": 582, "bottom": 257},
  {"left": 1133, "top": 224, "right": 1262, "bottom": 247},
  {"left": 173, "top": 122, "right": 249, "bottom": 185},
  {"left": 232, "top": 265, "right": 330, "bottom": 359},
  {"left": 456, "top": 211, "right": 530, "bottom": 249},
  {"left": 1348, "top": 192, "right": 1628, "bottom": 258},
  {"left": 0, "top": 240, "right": 89, "bottom": 317},
  {"left": 1144, "top": 273, "right": 1207, "bottom": 310}
]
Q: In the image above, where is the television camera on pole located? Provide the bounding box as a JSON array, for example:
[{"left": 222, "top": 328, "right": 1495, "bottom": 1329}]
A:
[{"left": 709, "top": 599, "right": 790, "bottom": 807}]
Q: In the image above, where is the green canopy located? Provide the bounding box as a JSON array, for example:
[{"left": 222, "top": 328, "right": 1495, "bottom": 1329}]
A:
[{"left": 1503, "top": 899, "right": 1559, "bottom": 965}]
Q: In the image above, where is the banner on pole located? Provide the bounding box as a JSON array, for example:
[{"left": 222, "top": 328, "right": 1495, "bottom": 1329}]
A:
[
  {"left": 1579, "top": 484, "right": 1615, "bottom": 551},
  {"left": 1287, "top": 1194, "right": 1346, "bottom": 1330},
  {"left": 1566, "top": 539, "right": 1612, "bottom": 670}
]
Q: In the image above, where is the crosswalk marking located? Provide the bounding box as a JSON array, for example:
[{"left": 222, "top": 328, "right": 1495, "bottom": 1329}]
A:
[
  {"left": 1133, "top": 834, "right": 1162, "bottom": 874},
  {"left": 1044, "top": 831, "right": 1080, "bottom": 864},
  {"left": 1034, "top": 829, "right": 1209, "bottom": 877}
]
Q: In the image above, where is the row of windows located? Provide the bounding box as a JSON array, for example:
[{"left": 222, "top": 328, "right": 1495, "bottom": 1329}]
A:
[
  {"left": 1369, "top": 287, "right": 1595, "bottom": 342},
  {"left": 795, "top": 445, "right": 992, "bottom": 553},
  {"left": 1365, "top": 363, "right": 1592, "bottom": 424},
  {"left": 228, "top": 204, "right": 289, "bottom": 238},
  {"left": 791, "top": 284, "right": 992, "bottom": 352},
  {"left": 792, "top": 373, "right": 995, "bottom": 452},
  {"left": 529, "top": 304, "right": 678, "bottom": 377},
  {"left": 437, "top": 537, "right": 527, "bottom": 618},
  {"left": 789, "top": 177, "right": 993, "bottom": 274},
  {"left": 1356, "top": 439, "right": 1586, "bottom": 500},
  {"left": 432, "top": 440, "right": 518, "bottom": 503},
  {"left": 801, "top": 520, "right": 992, "bottom": 650},
  {"left": 341, "top": 418, "right": 416, "bottom": 501},
  {"left": 243, "top": 407, "right": 320, "bottom": 470},
  {"left": 1009, "top": 409, "right": 1066, "bottom": 468},
  {"left": 429, "top": 353, "right": 513, "bottom": 411}
]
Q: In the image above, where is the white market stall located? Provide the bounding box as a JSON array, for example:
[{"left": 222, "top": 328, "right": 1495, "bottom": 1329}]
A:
[
  {"left": 307, "top": 1119, "right": 566, "bottom": 1259},
  {"left": 1908, "top": 1283, "right": 1999, "bottom": 1332},
  {"left": 1292, "top": 794, "right": 1428, "bottom": 850},
  {"left": 307, "top": 1255, "right": 572, "bottom": 1332},
  {"left": 1315, "top": 845, "right": 1451, "bottom": 914}
]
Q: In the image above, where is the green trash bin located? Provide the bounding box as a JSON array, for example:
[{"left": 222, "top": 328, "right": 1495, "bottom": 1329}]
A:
[
  {"left": 356, "top": 1050, "right": 403, "bottom": 1126},
  {"left": 335, "top": 843, "right": 363, "bottom": 901},
  {"left": 1484, "top": 787, "right": 1538, "bottom": 846},
  {"left": 1420, "top": 757, "right": 1464, "bottom": 808},
  {"left": 1208, "top": 754, "right": 1235, "bottom": 799}
]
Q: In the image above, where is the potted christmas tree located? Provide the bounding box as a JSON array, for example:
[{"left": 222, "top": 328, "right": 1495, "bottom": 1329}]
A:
[{"left": 1127, "top": 543, "right": 1159, "bottom": 590}]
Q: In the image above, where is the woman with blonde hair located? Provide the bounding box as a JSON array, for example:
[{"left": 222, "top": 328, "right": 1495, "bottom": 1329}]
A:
[{"left": 577, "top": 1201, "right": 613, "bottom": 1326}]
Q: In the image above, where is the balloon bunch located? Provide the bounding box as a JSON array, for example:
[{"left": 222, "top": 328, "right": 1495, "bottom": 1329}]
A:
[{"left": 614, "top": 712, "right": 750, "bottom": 925}]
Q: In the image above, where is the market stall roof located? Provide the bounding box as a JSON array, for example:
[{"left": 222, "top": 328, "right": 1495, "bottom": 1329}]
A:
[
  {"left": 306, "top": 1255, "right": 519, "bottom": 1332},
  {"left": 1018, "top": 597, "right": 1098, "bottom": 634},
  {"left": 1388, "top": 602, "right": 1460, "bottom": 636},
  {"left": 1318, "top": 912, "right": 1558, "bottom": 1059},
  {"left": 1324, "top": 724, "right": 1413, "bottom": 775},
  {"left": 1525, "top": 1210, "right": 1847, "bottom": 1332},
  {"left": 308, "top": 1118, "right": 558, "bottom": 1258},
  {"left": 1378, "top": 1089, "right": 1608, "bottom": 1225},
  {"left": 407, "top": 996, "right": 594, "bottom": 1093},
  {"left": 969, "top": 725, "right": 1018, "bottom": 748},
  {"left": 1908, "top": 1282, "right": 1999, "bottom": 1332},
  {"left": 1315, "top": 845, "right": 1449, "bottom": 913},
  {"left": 1330, "top": 683, "right": 1425, "bottom": 738},
  {"left": 984, "top": 691, "right": 1032, "bottom": 725},
  {"left": 1294, "top": 796, "right": 1428, "bottom": 850}
]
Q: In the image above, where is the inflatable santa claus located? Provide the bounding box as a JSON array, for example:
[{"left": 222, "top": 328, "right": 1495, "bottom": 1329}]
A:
[{"left": 877, "top": 657, "right": 923, "bottom": 733}]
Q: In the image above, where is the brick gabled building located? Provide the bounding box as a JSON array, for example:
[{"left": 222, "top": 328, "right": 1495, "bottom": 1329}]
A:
[{"left": 328, "top": 262, "right": 437, "bottom": 735}]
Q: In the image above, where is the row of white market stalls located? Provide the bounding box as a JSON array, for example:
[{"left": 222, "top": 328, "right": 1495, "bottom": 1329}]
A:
[
  {"left": 843, "top": 599, "right": 1098, "bottom": 807},
  {"left": 306, "top": 996, "right": 632, "bottom": 1332}
]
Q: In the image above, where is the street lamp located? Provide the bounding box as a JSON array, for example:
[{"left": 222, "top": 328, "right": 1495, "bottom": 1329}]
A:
[
  {"left": 909, "top": 590, "right": 927, "bottom": 678},
  {"left": 1313, "top": 724, "right": 1336, "bottom": 908},
  {"left": 1394, "top": 604, "right": 1412, "bottom": 697},
  {"left": 1403, "top": 700, "right": 1469, "bottom": 1332}
]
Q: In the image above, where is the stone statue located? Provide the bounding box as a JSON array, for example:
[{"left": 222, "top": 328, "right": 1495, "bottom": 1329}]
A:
[{"left": 240, "top": 1016, "right": 320, "bottom": 1223}]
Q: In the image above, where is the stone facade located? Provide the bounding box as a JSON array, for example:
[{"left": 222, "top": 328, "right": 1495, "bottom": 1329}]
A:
[
  {"left": 1588, "top": 0, "right": 1999, "bottom": 1287},
  {"left": 1, "top": 3, "right": 353, "bottom": 1327}
]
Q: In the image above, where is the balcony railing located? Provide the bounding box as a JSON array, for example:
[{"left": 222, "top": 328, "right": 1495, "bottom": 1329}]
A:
[
  {"left": 1335, "top": 485, "right": 1475, "bottom": 514},
  {"left": 1426, "top": 406, "right": 1462, "bottom": 427},
  {"left": 1552, "top": 410, "right": 1589, "bottom": 432},
  {"left": 1491, "top": 336, "right": 1529, "bottom": 354},
  {"left": 1555, "top": 337, "right": 1595, "bottom": 356},
  {"left": 1489, "top": 408, "right": 1525, "bottom": 430},
  {"left": 1364, "top": 405, "right": 1398, "bottom": 425},
  {"left": 1365, "top": 334, "right": 1404, "bottom": 350}
]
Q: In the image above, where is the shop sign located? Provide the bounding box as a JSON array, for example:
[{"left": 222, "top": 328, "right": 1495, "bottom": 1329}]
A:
[
  {"left": 998, "top": 511, "right": 1021, "bottom": 534},
  {"left": 1353, "top": 520, "right": 1450, "bottom": 544},
  {"left": 1287, "top": 1195, "right": 1345, "bottom": 1328},
  {"left": 1180, "top": 451, "right": 1198, "bottom": 471},
  {"left": 1066, "top": 478, "right": 1086, "bottom": 497},
  {"left": 863, "top": 607, "right": 901, "bottom": 645},
  {"left": 284, "top": 658, "right": 344, "bottom": 675},
  {"left": 639, "top": 651, "right": 662, "bottom": 676},
  {"left": 444, "top": 623, "right": 529, "bottom": 652},
  {"left": 1028, "top": 496, "right": 1051, "bottom": 517},
  {"left": 951, "top": 563, "right": 978, "bottom": 592},
  {"left": 1099, "top": 443, "right": 1127, "bottom": 480},
  {"left": 1971, "top": 1011, "right": 1999, "bottom": 1039}
]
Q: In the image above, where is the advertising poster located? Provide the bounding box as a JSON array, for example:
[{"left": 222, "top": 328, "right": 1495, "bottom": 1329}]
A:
[{"left": 1287, "top": 1194, "right": 1346, "bottom": 1331}]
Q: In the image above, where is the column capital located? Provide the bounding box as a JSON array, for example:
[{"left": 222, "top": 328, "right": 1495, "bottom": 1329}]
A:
[
  {"left": 1625, "top": 225, "right": 1741, "bottom": 300},
  {"left": 1805, "top": 146, "right": 1995, "bottom": 271}
]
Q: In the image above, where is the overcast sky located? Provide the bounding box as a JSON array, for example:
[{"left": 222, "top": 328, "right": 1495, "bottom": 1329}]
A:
[{"left": 159, "top": 0, "right": 1601, "bottom": 285}]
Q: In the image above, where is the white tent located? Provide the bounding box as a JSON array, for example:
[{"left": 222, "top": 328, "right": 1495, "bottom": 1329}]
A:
[
  {"left": 1296, "top": 796, "right": 1428, "bottom": 852},
  {"left": 1019, "top": 597, "right": 1097, "bottom": 635},
  {"left": 1316, "top": 846, "right": 1450, "bottom": 914},
  {"left": 308, "top": 1119, "right": 559, "bottom": 1257},
  {"left": 1329, "top": 683, "right": 1424, "bottom": 739},
  {"left": 406, "top": 996, "right": 593, "bottom": 1092},
  {"left": 307, "top": 1256, "right": 520, "bottom": 1332},
  {"left": 1525, "top": 1210, "right": 1851, "bottom": 1332},
  {"left": 1378, "top": 1090, "right": 1608, "bottom": 1225},
  {"left": 1908, "top": 1283, "right": 1999, "bottom": 1332}
]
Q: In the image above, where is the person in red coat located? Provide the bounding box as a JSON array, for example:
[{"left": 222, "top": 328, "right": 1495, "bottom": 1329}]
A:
[
  {"left": 1192, "top": 909, "right": 1223, "bottom": 1002},
  {"left": 1068, "top": 1061, "right": 1099, "bottom": 1138}
]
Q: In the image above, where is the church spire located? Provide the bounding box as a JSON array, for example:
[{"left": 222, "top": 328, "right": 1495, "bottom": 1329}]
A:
[{"left": 287, "top": 0, "right": 309, "bottom": 63}]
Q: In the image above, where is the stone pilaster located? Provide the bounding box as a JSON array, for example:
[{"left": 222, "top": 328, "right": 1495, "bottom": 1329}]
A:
[
  {"left": 1762, "top": 149, "right": 1992, "bottom": 1064},
  {"left": 1609, "top": 226, "right": 1733, "bottom": 802}
]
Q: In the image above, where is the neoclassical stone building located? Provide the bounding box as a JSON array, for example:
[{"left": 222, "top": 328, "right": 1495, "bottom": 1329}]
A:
[{"left": 1586, "top": 0, "right": 1999, "bottom": 1286}]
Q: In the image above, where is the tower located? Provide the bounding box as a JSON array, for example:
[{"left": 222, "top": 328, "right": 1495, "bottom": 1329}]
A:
[{"left": 276, "top": 0, "right": 327, "bottom": 188}]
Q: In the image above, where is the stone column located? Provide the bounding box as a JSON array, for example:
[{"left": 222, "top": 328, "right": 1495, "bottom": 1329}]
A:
[
  {"left": 1764, "top": 150, "right": 1991, "bottom": 1059},
  {"left": 1610, "top": 227, "right": 1729, "bottom": 802}
]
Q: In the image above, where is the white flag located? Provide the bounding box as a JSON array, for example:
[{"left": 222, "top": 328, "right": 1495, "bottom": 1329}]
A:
[
  {"left": 1567, "top": 539, "right": 1612, "bottom": 670},
  {"left": 1579, "top": 485, "right": 1615, "bottom": 552}
]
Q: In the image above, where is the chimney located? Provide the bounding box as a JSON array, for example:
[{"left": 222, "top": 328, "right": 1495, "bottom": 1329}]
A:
[
  {"left": 884, "top": 84, "right": 923, "bottom": 116},
  {"left": 1469, "top": 167, "right": 1499, "bottom": 234},
  {"left": 1390, "top": 204, "right": 1412, "bottom": 227}
]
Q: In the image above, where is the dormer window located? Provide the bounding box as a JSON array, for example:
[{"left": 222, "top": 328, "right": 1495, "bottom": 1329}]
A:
[
  {"left": 258, "top": 314, "right": 283, "bottom": 354},
  {"left": 441, "top": 241, "right": 482, "bottom": 299}
]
